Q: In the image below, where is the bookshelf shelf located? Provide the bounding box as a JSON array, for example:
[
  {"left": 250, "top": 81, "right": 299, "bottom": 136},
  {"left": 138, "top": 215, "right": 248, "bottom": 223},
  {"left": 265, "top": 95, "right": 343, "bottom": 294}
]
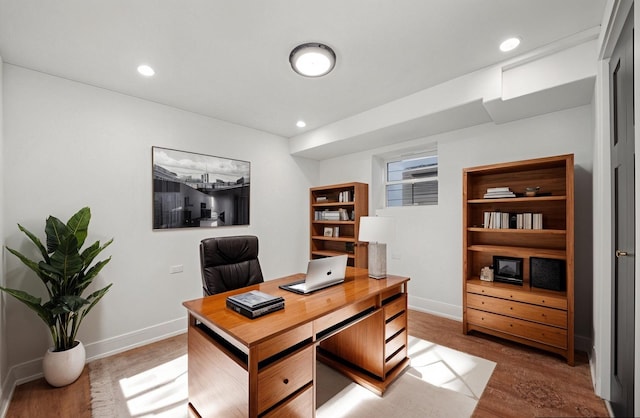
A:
[
  {"left": 467, "top": 244, "right": 566, "bottom": 259},
  {"left": 467, "top": 227, "right": 566, "bottom": 235},
  {"left": 467, "top": 195, "right": 567, "bottom": 204},
  {"left": 311, "top": 235, "right": 354, "bottom": 243}
]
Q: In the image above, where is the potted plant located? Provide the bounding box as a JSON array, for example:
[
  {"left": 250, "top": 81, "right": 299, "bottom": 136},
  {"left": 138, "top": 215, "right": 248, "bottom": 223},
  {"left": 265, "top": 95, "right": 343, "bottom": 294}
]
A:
[{"left": 1, "top": 207, "right": 113, "bottom": 387}]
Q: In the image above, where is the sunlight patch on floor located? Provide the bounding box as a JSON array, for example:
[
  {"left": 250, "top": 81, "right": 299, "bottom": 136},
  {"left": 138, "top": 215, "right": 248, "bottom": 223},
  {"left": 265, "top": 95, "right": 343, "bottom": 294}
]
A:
[
  {"left": 119, "top": 354, "right": 188, "bottom": 417},
  {"left": 406, "top": 336, "right": 491, "bottom": 400}
]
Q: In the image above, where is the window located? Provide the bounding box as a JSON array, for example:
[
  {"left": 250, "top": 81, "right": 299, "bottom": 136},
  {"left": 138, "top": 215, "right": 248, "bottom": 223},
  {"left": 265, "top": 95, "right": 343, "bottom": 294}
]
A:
[{"left": 385, "top": 150, "right": 438, "bottom": 207}]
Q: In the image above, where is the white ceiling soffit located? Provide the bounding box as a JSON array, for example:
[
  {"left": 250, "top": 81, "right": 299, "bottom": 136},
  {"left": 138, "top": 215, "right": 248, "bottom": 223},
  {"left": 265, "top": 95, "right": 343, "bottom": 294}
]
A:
[
  {"left": 291, "top": 100, "right": 493, "bottom": 160},
  {"left": 290, "top": 30, "right": 600, "bottom": 161}
]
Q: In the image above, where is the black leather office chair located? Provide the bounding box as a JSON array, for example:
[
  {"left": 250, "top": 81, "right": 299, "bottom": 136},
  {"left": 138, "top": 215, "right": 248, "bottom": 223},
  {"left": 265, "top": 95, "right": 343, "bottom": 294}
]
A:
[{"left": 199, "top": 235, "right": 264, "bottom": 296}]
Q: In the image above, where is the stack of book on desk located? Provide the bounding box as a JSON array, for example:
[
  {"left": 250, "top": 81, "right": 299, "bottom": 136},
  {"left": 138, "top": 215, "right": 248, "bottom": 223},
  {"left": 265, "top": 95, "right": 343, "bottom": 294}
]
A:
[{"left": 226, "top": 290, "right": 285, "bottom": 319}]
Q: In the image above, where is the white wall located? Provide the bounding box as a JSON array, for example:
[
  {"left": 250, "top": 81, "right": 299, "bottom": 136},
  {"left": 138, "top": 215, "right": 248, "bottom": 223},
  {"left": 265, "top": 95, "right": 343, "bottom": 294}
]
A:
[
  {"left": 2, "top": 65, "right": 316, "bottom": 383},
  {"left": 0, "top": 56, "right": 9, "bottom": 417},
  {"left": 317, "top": 105, "right": 594, "bottom": 348}
]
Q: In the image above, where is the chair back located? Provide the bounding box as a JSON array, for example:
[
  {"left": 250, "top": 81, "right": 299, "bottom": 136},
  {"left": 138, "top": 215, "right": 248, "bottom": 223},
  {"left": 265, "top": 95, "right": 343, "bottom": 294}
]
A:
[{"left": 199, "top": 235, "right": 264, "bottom": 296}]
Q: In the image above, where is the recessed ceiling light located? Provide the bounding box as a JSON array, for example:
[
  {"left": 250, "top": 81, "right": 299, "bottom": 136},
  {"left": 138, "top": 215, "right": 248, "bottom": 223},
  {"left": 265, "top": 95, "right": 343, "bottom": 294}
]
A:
[
  {"left": 499, "top": 37, "right": 521, "bottom": 52},
  {"left": 296, "top": 120, "right": 307, "bottom": 128},
  {"left": 290, "top": 43, "right": 336, "bottom": 77},
  {"left": 137, "top": 64, "right": 155, "bottom": 77}
]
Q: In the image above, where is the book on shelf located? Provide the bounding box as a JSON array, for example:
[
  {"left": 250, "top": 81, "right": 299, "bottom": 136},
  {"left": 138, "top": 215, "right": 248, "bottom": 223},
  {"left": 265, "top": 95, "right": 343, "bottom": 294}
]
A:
[
  {"left": 315, "top": 210, "right": 341, "bottom": 221},
  {"left": 483, "top": 186, "right": 516, "bottom": 198},
  {"left": 333, "top": 226, "right": 340, "bottom": 237},
  {"left": 532, "top": 213, "right": 543, "bottom": 229},
  {"left": 226, "top": 290, "right": 285, "bottom": 319},
  {"left": 316, "top": 196, "right": 328, "bottom": 203},
  {"left": 338, "top": 190, "right": 352, "bottom": 202},
  {"left": 483, "top": 211, "right": 543, "bottom": 230}
]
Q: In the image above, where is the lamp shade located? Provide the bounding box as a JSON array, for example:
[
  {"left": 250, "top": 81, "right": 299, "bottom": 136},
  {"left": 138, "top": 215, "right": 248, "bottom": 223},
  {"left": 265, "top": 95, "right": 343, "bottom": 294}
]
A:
[{"left": 358, "top": 216, "right": 394, "bottom": 243}]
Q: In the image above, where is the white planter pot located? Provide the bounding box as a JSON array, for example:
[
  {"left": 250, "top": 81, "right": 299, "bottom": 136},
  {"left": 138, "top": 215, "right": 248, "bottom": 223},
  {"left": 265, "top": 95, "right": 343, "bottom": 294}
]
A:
[{"left": 42, "top": 341, "right": 86, "bottom": 387}]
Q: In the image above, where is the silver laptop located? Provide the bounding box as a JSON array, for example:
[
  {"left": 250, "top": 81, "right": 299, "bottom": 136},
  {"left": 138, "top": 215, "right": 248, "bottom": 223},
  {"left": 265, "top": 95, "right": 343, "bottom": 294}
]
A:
[{"left": 280, "top": 255, "right": 348, "bottom": 294}]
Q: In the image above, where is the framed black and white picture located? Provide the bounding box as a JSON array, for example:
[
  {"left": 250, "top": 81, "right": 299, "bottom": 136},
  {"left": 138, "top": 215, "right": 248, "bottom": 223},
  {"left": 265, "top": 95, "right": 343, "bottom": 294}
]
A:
[{"left": 152, "top": 146, "right": 250, "bottom": 229}]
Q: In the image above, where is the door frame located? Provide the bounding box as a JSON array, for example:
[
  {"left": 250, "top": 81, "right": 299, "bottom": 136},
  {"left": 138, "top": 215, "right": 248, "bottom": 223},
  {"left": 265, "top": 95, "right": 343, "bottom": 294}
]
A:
[{"left": 594, "top": 0, "right": 638, "bottom": 414}]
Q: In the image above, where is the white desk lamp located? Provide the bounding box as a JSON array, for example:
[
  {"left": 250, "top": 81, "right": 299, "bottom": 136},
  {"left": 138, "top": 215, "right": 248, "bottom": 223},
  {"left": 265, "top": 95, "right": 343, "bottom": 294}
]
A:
[{"left": 358, "top": 216, "right": 394, "bottom": 279}]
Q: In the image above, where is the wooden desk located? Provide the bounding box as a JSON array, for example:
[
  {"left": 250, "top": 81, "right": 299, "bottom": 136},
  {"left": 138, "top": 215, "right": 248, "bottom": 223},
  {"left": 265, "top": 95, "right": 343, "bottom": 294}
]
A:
[{"left": 183, "top": 267, "right": 410, "bottom": 418}]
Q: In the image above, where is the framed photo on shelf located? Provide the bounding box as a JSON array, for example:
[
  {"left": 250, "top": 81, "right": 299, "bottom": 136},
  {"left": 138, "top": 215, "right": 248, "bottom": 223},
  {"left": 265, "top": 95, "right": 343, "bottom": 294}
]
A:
[{"left": 324, "top": 227, "right": 333, "bottom": 237}]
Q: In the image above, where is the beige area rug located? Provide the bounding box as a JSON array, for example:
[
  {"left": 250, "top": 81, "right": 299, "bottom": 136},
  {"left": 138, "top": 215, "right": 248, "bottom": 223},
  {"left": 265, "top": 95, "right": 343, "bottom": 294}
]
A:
[{"left": 89, "top": 335, "right": 495, "bottom": 418}]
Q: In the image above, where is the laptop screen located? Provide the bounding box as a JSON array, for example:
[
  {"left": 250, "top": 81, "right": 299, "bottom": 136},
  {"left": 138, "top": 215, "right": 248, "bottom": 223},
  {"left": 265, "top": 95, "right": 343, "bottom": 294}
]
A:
[
  {"left": 304, "top": 255, "right": 347, "bottom": 291},
  {"left": 280, "top": 255, "right": 348, "bottom": 294}
]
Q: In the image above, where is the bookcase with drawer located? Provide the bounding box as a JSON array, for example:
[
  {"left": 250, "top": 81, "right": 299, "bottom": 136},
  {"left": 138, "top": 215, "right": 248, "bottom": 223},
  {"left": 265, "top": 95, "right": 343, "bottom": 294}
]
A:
[{"left": 462, "top": 154, "right": 574, "bottom": 365}]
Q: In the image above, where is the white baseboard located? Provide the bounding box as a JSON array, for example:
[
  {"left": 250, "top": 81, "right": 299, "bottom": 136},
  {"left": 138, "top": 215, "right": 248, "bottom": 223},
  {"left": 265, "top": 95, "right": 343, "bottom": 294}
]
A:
[
  {"left": 0, "top": 316, "right": 188, "bottom": 417},
  {"left": 83, "top": 316, "right": 187, "bottom": 362},
  {"left": 408, "top": 295, "right": 462, "bottom": 321}
]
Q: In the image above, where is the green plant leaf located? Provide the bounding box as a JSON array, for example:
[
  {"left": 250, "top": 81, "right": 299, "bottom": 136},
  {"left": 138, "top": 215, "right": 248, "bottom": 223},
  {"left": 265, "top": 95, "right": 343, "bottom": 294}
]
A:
[
  {"left": 81, "top": 238, "right": 113, "bottom": 270},
  {"left": 5, "top": 247, "right": 52, "bottom": 286},
  {"left": 78, "top": 284, "right": 112, "bottom": 322},
  {"left": 77, "top": 257, "right": 112, "bottom": 289},
  {"left": 16, "top": 224, "right": 50, "bottom": 263},
  {"left": 0, "top": 287, "right": 55, "bottom": 326},
  {"left": 45, "top": 216, "right": 69, "bottom": 254},
  {"left": 59, "top": 295, "right": 90, "bottom": 312},
  {"left": 66, "top": 207, "right": 90, "bottom": 249},
  {"left": 49, "top": 235, "right": 84, "bottom": 280}
]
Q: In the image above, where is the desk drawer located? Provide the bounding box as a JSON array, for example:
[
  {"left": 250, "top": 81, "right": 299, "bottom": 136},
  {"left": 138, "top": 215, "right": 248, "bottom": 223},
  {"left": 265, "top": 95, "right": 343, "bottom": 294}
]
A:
[
  {"left": 258, "top": 346, "right": 313, "bottom": 413},
  {"left": 467, "top": 308, "right": 567, "bottom": 349},
  {"left": 385, "top": 344, "right": 407, "bottom": 374},
  {"left": 256, "top": 323, "right": 312, "bottom": 363},
  {"left": 261, "top": 384, "right": 313, "bottom": 418},
  {"left": 467, "top": 293, "right": 567, "bottom": 328},
  {"left": 385, "top": 311, "right": 406, "bottom": 339},
  {"left": 385, "top": 329, "right": 406, "bottom": 359},
  {"left": 384, "top": 294, "right": 407, "bottom": 321},
  {"left": 314, "top": 297, "right": 376, "bottom": 335}
]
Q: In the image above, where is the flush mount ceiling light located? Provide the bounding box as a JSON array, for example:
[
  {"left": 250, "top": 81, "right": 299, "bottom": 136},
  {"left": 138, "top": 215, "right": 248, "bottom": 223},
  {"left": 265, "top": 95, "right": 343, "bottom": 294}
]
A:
[
  {"left": 137, "top": 64, "right": 155, "bottom": 77},
  {"left": 296, "top": 120, "right": 307, "bottom": 128},
  {"left": 499, "top": 37, "right": 521, "bottom": 52},
  {"left": 289, "top": 43, "right": 336, "bottom": 77}
]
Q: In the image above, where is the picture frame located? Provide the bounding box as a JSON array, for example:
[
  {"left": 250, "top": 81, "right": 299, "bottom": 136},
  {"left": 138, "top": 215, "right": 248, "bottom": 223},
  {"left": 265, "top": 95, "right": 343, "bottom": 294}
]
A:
[
  {"left": 492, "top": 255, "right": 523, "bottom": 285},
  {"left": 152, "top": 146, "right": 251, "bottom": 229},
  {"left": 324, "top": 227, "right": 334, "bottom": 237}
]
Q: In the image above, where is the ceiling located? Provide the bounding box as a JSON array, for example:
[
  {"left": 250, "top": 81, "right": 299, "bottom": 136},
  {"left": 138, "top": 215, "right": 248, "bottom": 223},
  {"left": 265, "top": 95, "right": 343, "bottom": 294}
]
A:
[{"left": 0, "top": 0, "right": 607, "bottom": 139}]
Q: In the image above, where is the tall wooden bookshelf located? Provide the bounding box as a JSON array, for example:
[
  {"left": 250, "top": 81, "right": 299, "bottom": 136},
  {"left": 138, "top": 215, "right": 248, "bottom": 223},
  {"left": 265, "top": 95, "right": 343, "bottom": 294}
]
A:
[
  {"left": 462, "top": 154, "right": 575, "bottom": 365},
  {"left": 310, "top": 182, "right": 368, "bottom": 268}
]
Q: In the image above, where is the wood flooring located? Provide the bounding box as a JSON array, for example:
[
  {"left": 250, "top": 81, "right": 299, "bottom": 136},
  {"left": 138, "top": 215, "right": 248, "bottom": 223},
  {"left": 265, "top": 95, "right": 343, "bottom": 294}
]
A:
[{"left": 6, "top": 310, "right": 609, "bottom": 417}]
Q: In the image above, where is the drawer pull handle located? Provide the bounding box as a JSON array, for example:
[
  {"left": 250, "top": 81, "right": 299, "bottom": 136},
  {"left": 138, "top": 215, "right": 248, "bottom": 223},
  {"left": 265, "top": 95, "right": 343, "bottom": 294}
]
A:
[
  {"left": 542, "top": 299, "right": 545, "bottom": 303},
  {"left": 283, "top": 378, "right": 289, "bottom": 384},
  {"left": 510, "top": 307, "right": 513, "bottom": 310}
]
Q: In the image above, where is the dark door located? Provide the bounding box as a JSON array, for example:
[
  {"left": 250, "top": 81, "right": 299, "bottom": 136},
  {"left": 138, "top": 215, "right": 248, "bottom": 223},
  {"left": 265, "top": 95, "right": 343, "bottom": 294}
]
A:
[{"left": 610, "top": 7, "right": 635, "bottom": 417}]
